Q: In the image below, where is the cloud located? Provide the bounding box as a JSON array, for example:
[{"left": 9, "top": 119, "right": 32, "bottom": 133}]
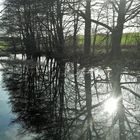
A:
[{"left": 0, "top": 125, "right": 35, "bottom": 140}]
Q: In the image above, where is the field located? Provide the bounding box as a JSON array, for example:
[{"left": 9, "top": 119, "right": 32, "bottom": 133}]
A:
[
  {"left": 77, "top": 32, "right": 140, "bottom": 46},
  {"left": 0, "top": 41, "right": 8, "bottom": 49}
]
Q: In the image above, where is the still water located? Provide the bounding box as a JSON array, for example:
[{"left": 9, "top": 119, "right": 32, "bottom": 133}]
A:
[
  {"left": 0, "top": 57, "right": 35, "bottom": 140},
  {"left": 0, "top": 55, "right": 140, "bottom": 140}
]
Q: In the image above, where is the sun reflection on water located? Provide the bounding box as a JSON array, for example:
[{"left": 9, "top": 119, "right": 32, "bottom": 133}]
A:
[{"left": 104, "top": 97, "right": 118, "bottom": 115}]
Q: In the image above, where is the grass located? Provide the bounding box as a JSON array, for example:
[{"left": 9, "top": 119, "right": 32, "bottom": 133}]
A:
[
  {"left": 77, "top": 32, "right": 140, "bottom": 47},
  {"left": 0, "top": 41, "right": 8, "bottom": 50},
  {"left": 64, "top": 32, "right": 140, "bottom": 58},
  {"left": 78, "top": 34, "right": 108, "bottom": 46},
  {"left": 121, "top": 32, "right": 140, "bottom": 46},
  {"left": 0, "top": 41, "right": 10, "bottom": 56}
]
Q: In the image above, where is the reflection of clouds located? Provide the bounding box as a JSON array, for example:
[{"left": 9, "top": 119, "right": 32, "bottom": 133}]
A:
[
  {"left": 0, "top": 70, "right": 35, "bottom": 140},
  {"left": 2, "top": 126, "right": 35, "bottom": 140},
  {"left": 0, "top": 97, "right": 15, "bottom": 131},
  {"left": 0, "top": 90, "right": 10, "bottom": 114}
]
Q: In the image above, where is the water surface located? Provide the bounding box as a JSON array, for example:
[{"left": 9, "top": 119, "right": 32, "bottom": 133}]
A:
[{"left": 0, "top": 55, "right": 140, "bottom": 140}]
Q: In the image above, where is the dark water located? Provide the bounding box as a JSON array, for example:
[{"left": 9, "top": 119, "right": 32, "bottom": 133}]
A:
[{"left": 0, "top": 55, "right": 140, "bottom": 140}]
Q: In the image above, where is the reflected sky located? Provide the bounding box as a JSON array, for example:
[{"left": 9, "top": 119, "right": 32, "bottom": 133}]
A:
[{"left": 0, "top": 64, "right": 34, "bottom": 140}]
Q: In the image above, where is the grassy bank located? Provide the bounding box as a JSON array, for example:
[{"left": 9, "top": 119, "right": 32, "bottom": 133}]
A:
[
  {"left": 0, "top": 41, "right": 10, "bottom": 56},
  {"left": 0, "top": 32, "right": 140, "bottom": 60},
  {"left": 77, "top": 32, "right": 140, "bottom": 46}
]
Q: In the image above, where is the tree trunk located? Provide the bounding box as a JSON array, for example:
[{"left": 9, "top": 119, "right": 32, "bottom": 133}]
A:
[
  {"left": 84, "top": 0, "right": 91, "bottom": 56},
  {"left": 111, "top": 0, "right": 126, "bottom": 58},
  {"left": 111, "top": 28, "right": 122, "bottom": 57}
]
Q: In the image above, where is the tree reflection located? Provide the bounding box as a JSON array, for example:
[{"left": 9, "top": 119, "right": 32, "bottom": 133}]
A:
[
  {"left": 2, "top": 58, "right": 140, "bottom": 140},
  {"left": 3, "top": 58, "right": 66, "bottom": 140},
  {"left": 110, "top": 64, "right": 126, "bottom": 140}
]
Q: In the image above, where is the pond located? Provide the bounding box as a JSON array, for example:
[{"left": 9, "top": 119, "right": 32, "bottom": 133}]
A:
[{"left": 0, "top": 55, "right": 140, "bottom": 140}]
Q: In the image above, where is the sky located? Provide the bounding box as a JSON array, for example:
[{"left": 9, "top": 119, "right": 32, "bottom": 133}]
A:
[{"left": 0, "top": 0, "right": 138, "bottom": 34}]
